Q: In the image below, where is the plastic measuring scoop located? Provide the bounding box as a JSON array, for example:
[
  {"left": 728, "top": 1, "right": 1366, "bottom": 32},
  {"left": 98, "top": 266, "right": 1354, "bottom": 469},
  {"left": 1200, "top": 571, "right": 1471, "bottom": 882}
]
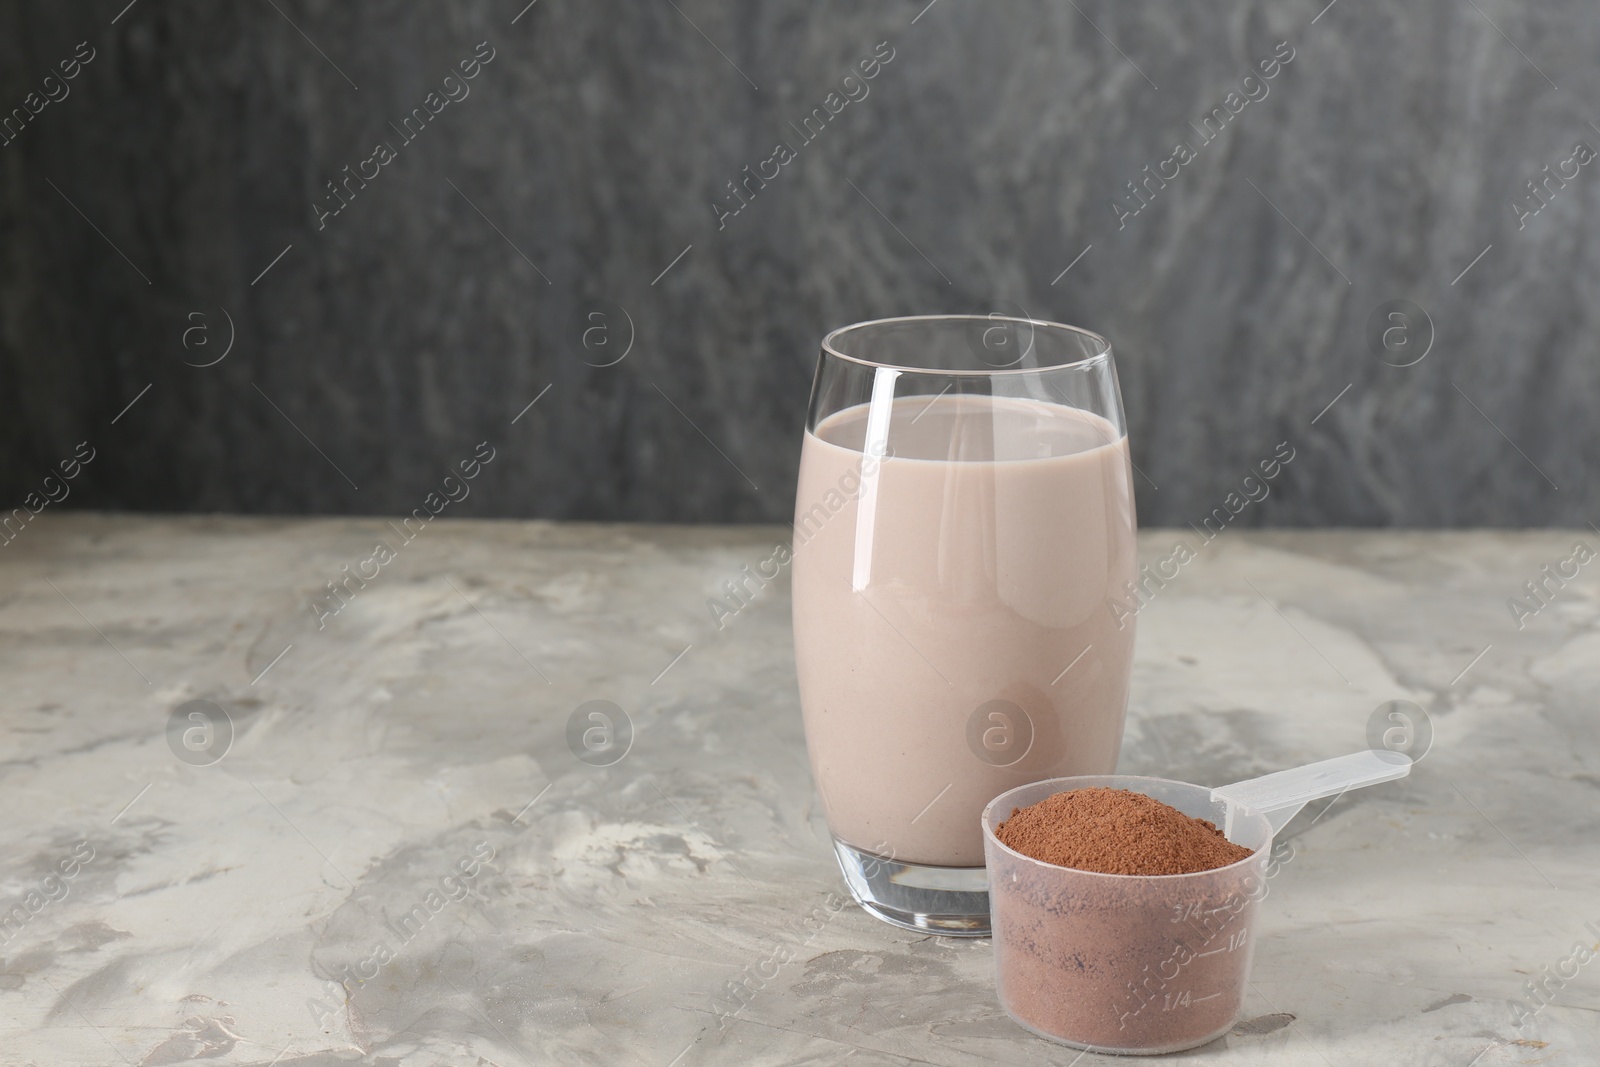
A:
[
  {"left": 981, "top": 750, "right": 1414, "bottom": 1054},
  {"left": 1214, "top": 748, "right": 1413, "bottom": 837}
]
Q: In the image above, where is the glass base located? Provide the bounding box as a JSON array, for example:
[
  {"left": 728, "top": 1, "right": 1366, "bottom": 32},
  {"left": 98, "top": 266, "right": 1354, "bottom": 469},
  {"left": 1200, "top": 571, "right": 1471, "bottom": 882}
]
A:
[
  {"left": 832, "top": 838, "right": 990, "bottom": 937},
  {"left": 1005, "top": 1013, "right": 1235, "bottom": 1057}
]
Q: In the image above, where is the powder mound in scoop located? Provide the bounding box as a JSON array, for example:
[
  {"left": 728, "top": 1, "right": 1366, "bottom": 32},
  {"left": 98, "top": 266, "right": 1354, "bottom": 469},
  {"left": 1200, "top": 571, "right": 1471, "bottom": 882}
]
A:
[{"left": 995, "top": 786, "right": 1254, "bottom": 875}]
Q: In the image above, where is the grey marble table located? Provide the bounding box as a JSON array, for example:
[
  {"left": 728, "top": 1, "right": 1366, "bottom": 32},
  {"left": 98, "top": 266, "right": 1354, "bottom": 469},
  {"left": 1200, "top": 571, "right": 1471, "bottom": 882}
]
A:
[{"left": 1, "top": 515, "right": 1596, "bottom": 1066}]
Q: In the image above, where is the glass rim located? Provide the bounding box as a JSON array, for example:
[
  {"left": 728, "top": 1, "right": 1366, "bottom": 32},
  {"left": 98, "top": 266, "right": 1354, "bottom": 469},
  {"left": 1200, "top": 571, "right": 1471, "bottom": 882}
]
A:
[
  {"left": 821, "top": 314, "right": 1113, "bottom": 377},
  {"left": 980, "top": 774, "right": 1272, "bottom": 881}
]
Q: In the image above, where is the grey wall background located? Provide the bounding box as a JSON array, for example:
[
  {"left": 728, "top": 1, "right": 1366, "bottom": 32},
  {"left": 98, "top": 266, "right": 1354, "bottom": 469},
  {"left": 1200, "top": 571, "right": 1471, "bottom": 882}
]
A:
[{"left": 0, "top": 0, "right": 1594, "bottom": 527}]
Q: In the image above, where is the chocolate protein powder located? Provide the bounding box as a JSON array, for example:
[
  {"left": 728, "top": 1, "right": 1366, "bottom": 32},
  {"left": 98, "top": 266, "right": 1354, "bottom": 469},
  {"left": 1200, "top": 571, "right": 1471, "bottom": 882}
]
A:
[
  {"left": 986, "top": 786, "right": 1268, "bottom": 1053},
  {"left": 995, "top": 787, "right": 1254, "bottom": 875}
]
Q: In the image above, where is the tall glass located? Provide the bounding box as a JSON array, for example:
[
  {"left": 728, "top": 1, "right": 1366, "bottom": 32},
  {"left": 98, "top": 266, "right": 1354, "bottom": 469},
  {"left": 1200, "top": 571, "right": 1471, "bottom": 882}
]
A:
[{"left": 792, "top": 315, "right": 1138, "bottom": 935}]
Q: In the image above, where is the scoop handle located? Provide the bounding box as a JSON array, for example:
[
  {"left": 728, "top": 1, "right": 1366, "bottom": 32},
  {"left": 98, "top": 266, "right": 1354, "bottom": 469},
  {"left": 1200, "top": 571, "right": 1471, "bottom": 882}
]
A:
[{"left": 1213, "top": 750, "right": 1412, "bottom": 835}]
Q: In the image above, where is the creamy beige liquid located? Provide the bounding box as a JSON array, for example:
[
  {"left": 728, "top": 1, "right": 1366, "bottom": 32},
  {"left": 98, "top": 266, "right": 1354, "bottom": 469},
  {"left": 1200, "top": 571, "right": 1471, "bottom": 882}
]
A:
[{"left": 792, "top": 393, "right": 1137, "bottom": 867}]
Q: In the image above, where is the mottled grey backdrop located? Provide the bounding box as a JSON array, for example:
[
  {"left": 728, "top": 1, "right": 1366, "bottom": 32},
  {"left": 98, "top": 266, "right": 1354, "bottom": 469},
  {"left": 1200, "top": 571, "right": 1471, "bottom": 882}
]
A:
[{"left": 0, "top": 0, "right": 1593, "bottom": 526}]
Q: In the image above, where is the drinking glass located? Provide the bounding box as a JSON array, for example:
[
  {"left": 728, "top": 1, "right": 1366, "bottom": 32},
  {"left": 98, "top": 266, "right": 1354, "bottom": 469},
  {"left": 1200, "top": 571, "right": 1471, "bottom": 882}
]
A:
[{"left": 791, "top": 315, "right": 1138, "bottom": 935}]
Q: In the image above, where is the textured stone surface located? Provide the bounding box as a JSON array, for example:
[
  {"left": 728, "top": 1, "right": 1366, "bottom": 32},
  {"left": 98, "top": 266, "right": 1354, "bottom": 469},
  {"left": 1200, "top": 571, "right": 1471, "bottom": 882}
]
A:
[
  {"left": 1, "top": 515, "right": 1596, "bottom": 1063},
  {"left": 0, "top": 1, "right": 1596, "bottom": 524}
]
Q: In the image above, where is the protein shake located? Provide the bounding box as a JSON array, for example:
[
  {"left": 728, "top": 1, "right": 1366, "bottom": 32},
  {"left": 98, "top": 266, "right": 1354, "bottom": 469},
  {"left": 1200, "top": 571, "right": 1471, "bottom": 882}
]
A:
[{"left": 792, "top": 391, "right": 1138, "bottom": 868}]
